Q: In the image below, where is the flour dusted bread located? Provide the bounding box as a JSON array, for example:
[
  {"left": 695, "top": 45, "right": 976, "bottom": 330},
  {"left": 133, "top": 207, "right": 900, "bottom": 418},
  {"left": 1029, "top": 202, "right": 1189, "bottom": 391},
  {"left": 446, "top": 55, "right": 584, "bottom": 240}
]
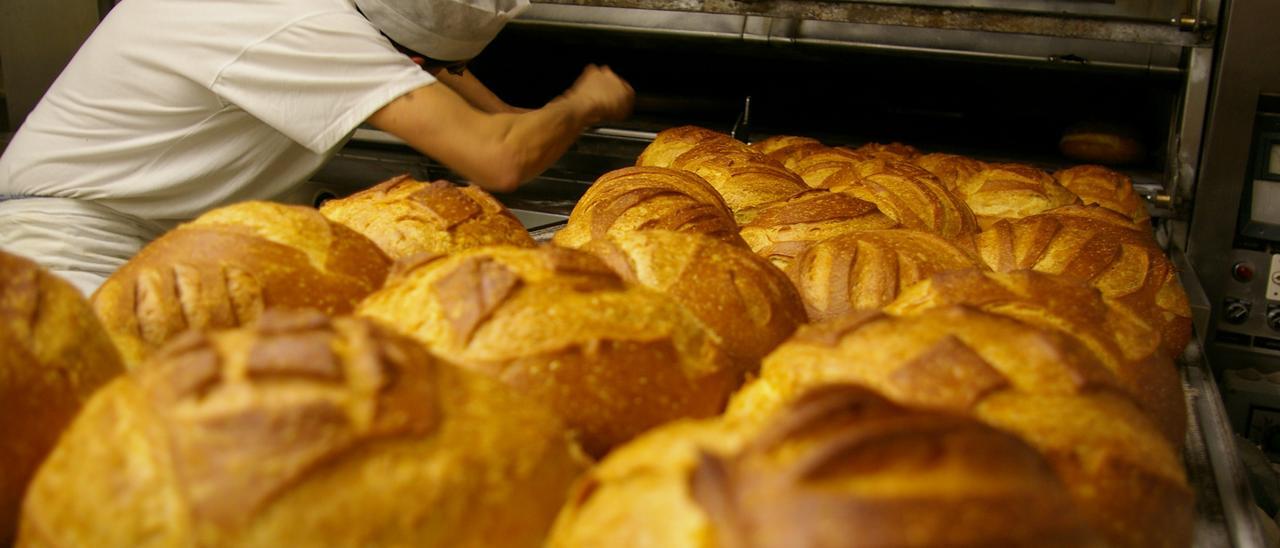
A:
[
  {"left": 91, "top": 201, "right": 391, "bottom": 366},
  {"left": 739, "top": 190, "right": 898, "bottom": 270},
  {"left": 822, "top": 158, "right": 980, "bottom": 240},
  {"left": 727, "top": 308, "right": 1192, "bottom": 548},
  {"left": 358, "top": 246, "right": 738, "bottom": 456},
  {"left": 17, "top": 311, "right": 586, "bottom": 547},
  {"left": 552, "top": 167, "right": 742, "bottom": 250},
  {"left": 320, "top": 175, "right": 534, "bottom": 259},
  {"left": 785, "top": 229, "right": 984, "bottom": 321},
  {"left": 975, "top": 204, "right": 1191, "bottom": 356},
  {"left": 1053, "top": 165, "right": 1151, "bottom": 224},
  {"left": 0, "top": 251, "right": 124, "bottom": 545},
  {"left": 954, "top": 163, "right": 1080, "bottom": 228},
  {"left": 670, "top": 139, "right": 808, "bottom": 222},
  {"left": 550, "top": 384, "right": 1102, "bottom": 548},
  {"left": 585, "top": 230, "right": 807, "bottom": 368}
]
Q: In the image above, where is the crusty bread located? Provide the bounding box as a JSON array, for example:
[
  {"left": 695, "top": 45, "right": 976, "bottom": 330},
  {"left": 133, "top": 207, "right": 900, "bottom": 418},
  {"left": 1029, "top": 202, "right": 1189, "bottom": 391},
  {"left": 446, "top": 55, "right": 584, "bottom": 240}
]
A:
[
  {"left": 357, "top": 246, "right": 738, "bottom": 457},
  {"left": 748, "top": 135, "right": 822, "bottom": 156},
  {"left": 953, "top": 163, "right": 1081, "bottom": 229},
  {"left": 670, "top": 140, "right": 808, "bottom": 222},
  {"left": 884, "top": 269, "right": 1184, "bottom": 444},
  {"left": 727, "top": 308, "right": 1192, "bottom": 548},
  {"left": 739, "top": 190, "right": 899, "bottom": 270},
  {"left": 0, "top": 251, "right": 124, "bottom": 545},
  {"left": 91, "top": 201, "right": 391, "bottom": 367},
  {"left": 1053, "top": 165, "right": 1151, "bottom": 224},
  {"left": 843, "top": 142, "right": 921, "bottom": 161},
  {"left": 550, "top": 384, "right": 1102, "bottom": 548},
  {"left": 585, "top": 230, "right": 807, "bottom": 369},
  {"left": 912, "top": 152, "right": 988, "bottom": 192},
  {"left": 17, "top": 311, "right": 587, "bottom": 547},
  {"left": 975, "top": 204, "right": 1191, "bottom": 357},
  {"left": 320, "top": 175, "right": 534, "bottom": 259},
  {"left": 785, "top": 229, "right": 984, "bottom": 321},
  {"left": 822, "top": 159, "right": 980, "bottom": 241},
  {"left": 637, "top": 125, "right": 735, "bottom": 168},
  {"left": 552, "top": 167, "right": 743, "bottom": 250},
  {"left": 1059, "top": 125, "right": 1145, "bottom": 165}
]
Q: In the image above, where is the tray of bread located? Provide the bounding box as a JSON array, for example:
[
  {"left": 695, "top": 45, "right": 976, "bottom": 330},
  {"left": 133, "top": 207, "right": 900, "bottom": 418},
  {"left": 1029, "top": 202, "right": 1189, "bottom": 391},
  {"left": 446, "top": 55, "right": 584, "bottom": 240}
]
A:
[{"left": 0, "top": 124, "right": 1255, "bottom": 547}]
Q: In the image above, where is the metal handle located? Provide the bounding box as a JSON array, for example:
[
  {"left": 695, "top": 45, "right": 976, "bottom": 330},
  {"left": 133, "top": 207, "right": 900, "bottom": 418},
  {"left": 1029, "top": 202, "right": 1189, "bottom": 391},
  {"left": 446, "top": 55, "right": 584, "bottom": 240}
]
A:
[{"left": 731, "top": 95, "right": 753, "bottom": 143}]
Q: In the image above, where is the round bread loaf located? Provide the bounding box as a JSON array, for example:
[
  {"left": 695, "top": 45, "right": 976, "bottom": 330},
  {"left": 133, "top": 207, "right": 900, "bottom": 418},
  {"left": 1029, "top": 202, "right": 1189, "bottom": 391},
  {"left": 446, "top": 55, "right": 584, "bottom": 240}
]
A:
[
  {"left": 0, "top": 251, "right": 124, "bottom": 545},
  {"left": 822, "top": 159, "right": 980, "bottom": 241},
  {"left": 739, "top": 190, "right": 899, "bottom": 270},
  {"left": 319, "top": 175, "right": 534, "bottom": 259},
  {"left": 91, "top": 201, "right": 391, "bottom": 367},
  {"left": 786, "top": 229, "right": 984, "bottom": 321},
  {"left": 844, "top": 141, "right": 921, "bottom": 161},
  {"left": 17, "top": 311, "right": 587, "bottom": 547},
  {"left": 912, "top": 152, "right": 988, "bottom": 191},
  {"left": 975, "top": 204, "right": 1191, "bottom": 357},
  {"left": 1053, "top": 165, "right": 1151, "bottom": 224},
  {"left": 748, "top": 134, "right": 822, "bottom": 156},
  {"left": 953, "top": 163, "right": 1081, "bottom": 228},
  {"left": 550, "top": 384, "right": 1102, "bottom": 548},
  {"left": 727, "top": 308, "right": 1192, "bottom": 548},
  {"left": 552, "top": 167, "right": 743, "bottom": 250},
  {"left": 357, "top": 246, "right": 738, "bottom": 456},
  {"left": 884, "top": 269, "right": 1184, "bottom": 444},
  {"left": 585, "top": 230, "right": 807, "bottom": 368},
  {"left": 637, "top": 125, "right": 735, "bottom": 168},
  {"left": 669, "top": 140, "right": 808, "bottom": 223},
  {"left": 782, "top": 146, "right": 868, "bottom": 188},
  {"left": 1059, "top": 124, "right": 1145, "bottom": 165}
]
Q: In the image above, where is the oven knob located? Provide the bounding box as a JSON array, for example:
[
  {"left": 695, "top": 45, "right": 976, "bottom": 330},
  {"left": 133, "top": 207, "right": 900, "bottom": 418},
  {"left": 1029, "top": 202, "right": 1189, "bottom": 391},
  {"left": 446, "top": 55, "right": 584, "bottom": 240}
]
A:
[
  {"left": 1268, "top": 307, "right": 1280, "bottom": 331},
  {"left": 1225, "top": 301, "right": 1251, "bottom": 324},
  {"left": 1233, "top": 262, "right": 1255, "bottom": 282}
]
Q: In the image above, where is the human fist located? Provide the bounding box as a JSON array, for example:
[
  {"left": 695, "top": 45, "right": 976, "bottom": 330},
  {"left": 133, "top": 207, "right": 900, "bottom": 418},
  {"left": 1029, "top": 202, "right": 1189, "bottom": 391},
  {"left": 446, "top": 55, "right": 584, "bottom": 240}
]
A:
[{"left": 565, "top": 65, "right": 635, "bottom": 124}]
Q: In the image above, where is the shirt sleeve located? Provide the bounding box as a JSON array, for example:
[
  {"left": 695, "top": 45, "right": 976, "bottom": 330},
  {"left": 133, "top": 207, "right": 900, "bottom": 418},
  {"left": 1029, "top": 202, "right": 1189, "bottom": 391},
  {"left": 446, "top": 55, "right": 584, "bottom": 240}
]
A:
[{"left": 211, "top": 11, "right": 436, "bottom": 154}]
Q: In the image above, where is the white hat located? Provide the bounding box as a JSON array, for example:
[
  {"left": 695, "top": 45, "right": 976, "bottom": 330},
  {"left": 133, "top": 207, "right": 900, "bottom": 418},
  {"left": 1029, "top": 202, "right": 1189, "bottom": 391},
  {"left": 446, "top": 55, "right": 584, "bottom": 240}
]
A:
[{"left": 355, "top": 0, "right": 530, "bottom": 61}]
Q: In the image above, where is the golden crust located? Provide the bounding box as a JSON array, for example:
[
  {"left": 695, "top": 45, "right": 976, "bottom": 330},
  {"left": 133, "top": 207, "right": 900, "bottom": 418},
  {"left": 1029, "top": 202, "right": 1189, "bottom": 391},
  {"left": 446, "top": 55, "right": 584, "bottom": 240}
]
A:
[
  {"left": 0, "top": 251, "right": 124, "bottom": 544},
  {"left": 975, "top": 204, "right": 1191, "bottom": 356},
  {"left": 739, "top": 190, "right": 899, "bottom": 270},
  {"left": 18, "top": 311, "right": 587, "bottom": 547},
  {"left": 552, "top": 167, "right": 744, "bottom": 250},
  {"left": 550, "top": 384, "right": 1102, "bottom": 548},
  {"left": 728, "top": 307, "right": 1191, "bottom": 548},
  {"left": 1053, "top": 165, "right": 1151, "bottom": 224},
  {"left": 91, "top": 202, "right": 391, "bottom": 367},
  {"left": 320, "top": 175, "right": 535, "bottom": 259},
  {"left": 670, "top": 140, "right": 808, "bottom": 222},
  {"left": 954, "top": 163, "right": 1081, "bottom": 228},
  {"left": 585, "top": 230, "right": 807, "bottom": 368},
  {"left": 357, "top": 245, "right": 739, "bottom": 457},
  {"left": 636, "top": 125, "right": 735, "bottom": 168},
  {"left": 843, "top": 142, "right": 921, "bottom": 161},
  {"left": 911, "top": 152, "right": 988, "bottom": 191},
  {"left": 785, "top": 229, "right": 985, "bottom": 321},
  {"left": 884, "top": 269, "right": 1184, "bottom": 444},
  {"left": 823, "top": 159, "right": 980, "bottom": 241},
  {"left": 748, "top": 135, "right": 823, "bottom": 156}
]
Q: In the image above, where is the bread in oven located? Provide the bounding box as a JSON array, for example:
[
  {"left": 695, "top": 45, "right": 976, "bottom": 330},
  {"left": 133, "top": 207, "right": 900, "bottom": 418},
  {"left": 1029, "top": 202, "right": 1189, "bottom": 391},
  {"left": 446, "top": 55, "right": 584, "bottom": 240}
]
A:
[
  {"left": 738, "top": 190, "right": 898, "bottom": 270},
  {"left": 1053, "top": 165, "right": 1151, "bottom": 225},
  {"left": 952, "top": 163, "right": 1080, "bottom": 229},
  {"left": 821, "top": 158, "right": 980, "bottom": 242}
]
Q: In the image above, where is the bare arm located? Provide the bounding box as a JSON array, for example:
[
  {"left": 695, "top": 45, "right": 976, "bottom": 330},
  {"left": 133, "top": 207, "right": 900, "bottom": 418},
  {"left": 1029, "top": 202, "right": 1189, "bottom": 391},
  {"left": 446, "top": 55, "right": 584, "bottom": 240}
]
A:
[
  {"left": 368, "top": 65, "right": 633, "bottom": 192},
  {"left": 428, "top": 68, "right": 528, "bottom": 114}
]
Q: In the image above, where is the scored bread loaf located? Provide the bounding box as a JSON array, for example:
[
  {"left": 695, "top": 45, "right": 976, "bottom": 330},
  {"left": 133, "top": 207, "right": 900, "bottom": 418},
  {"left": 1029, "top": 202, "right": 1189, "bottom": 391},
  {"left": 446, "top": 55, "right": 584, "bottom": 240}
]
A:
[
  {"left": 357, "top": 246, "right": 739, "bottom": 457},
  {"left": 91, "top": 201, "right": 391, "bottom": 367},
  {"left": 843, "top": 142, "right": 921, "bottom": 161},
  {"left": 912, "top": 152, "right": 988, "bottom": 192},
  {"left": 17, "top": 311, "right": 587, "bottom": 547},
  {"left": 669, "top": 140, "right": 808, "bottom": 222},
  {"left": 552, "top": 167, "right": 743, "bottom": 250},
  {"left": 636, "top": 125, "right": 735, "bottom": 168},
  {"left": 883, "top": 269, "right": 1184, "bottom": 444},
  {"left": 748, "top": 135, "right": 822, "bottom": 156},
  {"left": 953, "top": 163, "right": 1081, "bottom": 228},
  {"left": 549, "top": 384, "right": 1102, "bottom": 548},
  {"left": 727, "top": 308, "right": 1192, "bottom": 548},
  {"left": 739, "top": 190, "right": 899, "bottom": 270},
  {"left": 0, "top": 251, "right": 124, "bottom": 545},
  {"left": 822, "top": 159, "right": 980, "bottom": 241},
  {"left": 319, "top": 175, "right": 534, "bottom": 259},
  {"left": 785, "top": 229, "right": 984, "bottom": 321},
  {"left": 975, "top": 204, "right": 1191, "bottom": 356},
  {"left": 1053, "top": 165, "right": 1151, "bottom": 224},
  {"left": 585, "top": 230, "right": 807, "bottom": 368}
]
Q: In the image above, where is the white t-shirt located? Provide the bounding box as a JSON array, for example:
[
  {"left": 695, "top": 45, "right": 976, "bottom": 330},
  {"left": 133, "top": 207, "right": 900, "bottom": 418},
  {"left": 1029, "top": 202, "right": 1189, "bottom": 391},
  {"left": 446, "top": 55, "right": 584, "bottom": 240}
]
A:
[{"left": 0, "top": 0, "right": 436, "bottom": 223}]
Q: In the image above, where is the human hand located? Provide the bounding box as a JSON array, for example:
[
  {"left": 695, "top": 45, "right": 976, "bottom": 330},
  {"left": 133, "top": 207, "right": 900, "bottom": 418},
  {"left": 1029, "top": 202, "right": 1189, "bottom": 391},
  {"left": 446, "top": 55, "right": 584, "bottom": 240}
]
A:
[{"left": 563, "top": 65, "right": 634, "bottom": 124}]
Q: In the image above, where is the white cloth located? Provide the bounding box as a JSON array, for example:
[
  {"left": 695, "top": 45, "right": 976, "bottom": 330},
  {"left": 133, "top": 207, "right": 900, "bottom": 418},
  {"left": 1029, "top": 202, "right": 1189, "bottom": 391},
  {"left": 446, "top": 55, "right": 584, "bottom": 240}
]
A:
[
  {"left": 0, "top": 0, "right": 436, "bottom": 284},
  {"left": 355, "top": 0, "right": 529, "bottom": 61}
]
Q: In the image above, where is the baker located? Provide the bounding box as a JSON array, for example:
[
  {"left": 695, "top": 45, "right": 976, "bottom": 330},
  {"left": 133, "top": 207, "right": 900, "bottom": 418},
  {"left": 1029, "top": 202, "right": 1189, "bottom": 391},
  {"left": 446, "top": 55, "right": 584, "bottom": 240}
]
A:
[{"left": 0, "top": 0, "right": 634, "bottom": 295}]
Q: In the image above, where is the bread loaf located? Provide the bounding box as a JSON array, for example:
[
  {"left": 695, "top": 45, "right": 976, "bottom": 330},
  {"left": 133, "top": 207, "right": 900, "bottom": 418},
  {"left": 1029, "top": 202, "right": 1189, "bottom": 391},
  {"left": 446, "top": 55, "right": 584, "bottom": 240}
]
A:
[
  {"left": 320, "top": 175, "right": 534, "bottom": 259},
  {"left": 357, "top": 246, "right": 738, "bottom": 456},
  {"left": 91, "top": 201, "right": 391, "bottom": 367},
  {"left": 785, "top": 229, "right": 984, "bottom": 321},
  {"left": 884, "top": 269, "right": 1184, "bottom": 443},
  {"left": 844, "top": 141, "right": 921, "bottom": 161},
  {"left": 975, "top": 204, "right": 1191, "bottom": 356},
  {"left": 670, "top": 140, "right": 808, "bottom": 222},
  {"left": 1059, "top": 123, "right": 1145, "bottom": 165},
  {"left": 550, "top": 384, "right": 1102, "bottom": 548},
  {"left": 637, "top": 125, "right": 735, "bottom": 168},
  {"left": 585, "top": 230, "right": 807, "bottom": 368},
  {"left": 822, "top": 158, "right": 980, "bottom": 241},
  {"left": 0, "top": 251, "right": 124, "bottom": 545},
  {"left": 953, "top": 163, "right": 1080, "bottom": 228},
  {"left": 748, "top": 135, "right": 822, "bottom": 156},
  {"left": 1053, "top": 165, "right": 1151, "bottom": 224},
  {"left": 912, "top": 152, "right": 987, "bottom": 191},
  {"left": 739, "top": 190, "right": 899, "bottom": 270},
  {"left": 727, "top": 308, "right": 1192, "bottom": 548},
  {"left": 552, "top": 167, "right": 743, "bottom": 250},
  {"left": 18, "top": 311, "right": 586, "bottom": 547}
]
